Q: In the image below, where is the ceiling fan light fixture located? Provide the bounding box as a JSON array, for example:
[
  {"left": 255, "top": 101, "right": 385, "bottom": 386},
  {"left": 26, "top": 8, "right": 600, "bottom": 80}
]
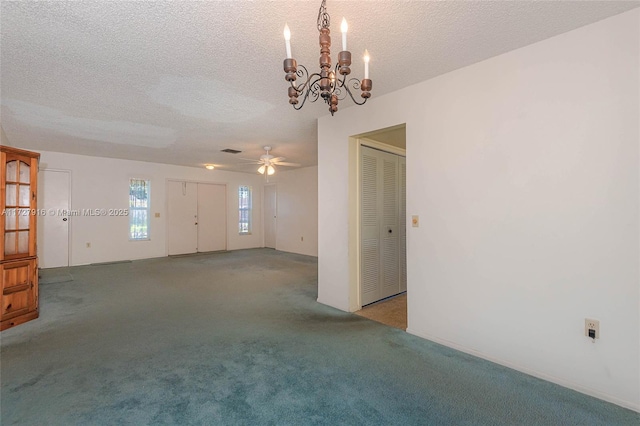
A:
[
  {"left": 205, "top": 164, "right": 215, "bottom": 170},
  {"left": 267, "top": 165, "right": 276, "bottom": 175},
  {"left": 258, "top": 165, "right": 266, "bottom": 174}
]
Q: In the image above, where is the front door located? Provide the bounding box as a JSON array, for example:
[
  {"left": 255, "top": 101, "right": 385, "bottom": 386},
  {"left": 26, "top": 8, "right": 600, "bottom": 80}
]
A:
[
  {"left": 167, "top": 181, "right": 198, "bottom": 255},
  {"left": 196, "top": 183, "right": 226, "bottom": 252}
]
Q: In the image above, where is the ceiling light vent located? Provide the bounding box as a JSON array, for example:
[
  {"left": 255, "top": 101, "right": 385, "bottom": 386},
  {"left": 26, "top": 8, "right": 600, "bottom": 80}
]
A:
[{"left": 221, "top": 148, "right": 242, "bottom": 154}]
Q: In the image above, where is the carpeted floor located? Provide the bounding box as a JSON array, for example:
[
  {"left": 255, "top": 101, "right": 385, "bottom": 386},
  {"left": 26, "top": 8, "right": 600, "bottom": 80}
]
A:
[{"left": 1, "top": 249, "right": 638, "bottom": 425}]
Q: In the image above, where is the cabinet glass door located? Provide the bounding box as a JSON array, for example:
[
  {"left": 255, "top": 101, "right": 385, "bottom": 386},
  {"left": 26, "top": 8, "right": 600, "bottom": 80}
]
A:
[{"left": 4, "top": 160, "right": 31, "bottom": 257}]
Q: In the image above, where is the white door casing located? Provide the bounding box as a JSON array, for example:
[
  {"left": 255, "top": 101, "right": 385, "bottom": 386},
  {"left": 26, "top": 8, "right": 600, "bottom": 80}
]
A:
[{"left": 399, "top": 156, "right": 407, "bottom": 292}]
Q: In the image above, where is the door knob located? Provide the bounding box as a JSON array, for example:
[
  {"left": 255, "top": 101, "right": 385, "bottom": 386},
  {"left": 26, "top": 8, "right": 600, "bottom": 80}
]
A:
[
  {"left": 62, "top": 218, "right": 68, "bottom": 222},
  {"left": 388, "top": 229, "right": 392, "bottom": 233}
]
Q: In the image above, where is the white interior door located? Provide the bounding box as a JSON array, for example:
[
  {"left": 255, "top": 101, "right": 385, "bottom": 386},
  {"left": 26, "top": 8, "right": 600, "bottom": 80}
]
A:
[
  {"left": 264, "top": 184, "right": 277, "bottom": 249},
  {"left": 167, "top": 181, "right": 198, "bottom": 255},
  {"left": 360, "top": 146, "right": 406, "bottom": 306},
  {"left": 196, "top": 183, "right": 226, "bottom": 252},
  {"left": 361, "top": 147, "right": 381, "bottom": 305},
  {"left": 37, "top": 170, "right": 70, "bottom": 268},
  {"left": 380, "top": 151, "right": 399, "bottom": 299}
]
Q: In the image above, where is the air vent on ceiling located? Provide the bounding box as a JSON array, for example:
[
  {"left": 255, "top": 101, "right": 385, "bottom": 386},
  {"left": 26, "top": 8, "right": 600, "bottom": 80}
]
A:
[{"left": 221, "top": 148, "right": 242, "bottom": 154}]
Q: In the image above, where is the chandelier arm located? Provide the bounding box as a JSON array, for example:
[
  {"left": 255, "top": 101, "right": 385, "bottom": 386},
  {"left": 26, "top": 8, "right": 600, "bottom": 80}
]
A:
[
  {"left": 291, "top": 70, "right": 320, "bottom": 93},
  {"left": 293, "top": 75, "right": 323, "bottom": 110},
  {"left": 291, "top": 64, "right": 310, "bottom": 92},
  {"left": 292, "top": 87, "right": 315, "bottom": 110},
  {"left": 331, "top": 82, "right": 349, "bottom": 103},
  {"left": 330, "top": 62, "right": 342, "bottom": 95},
  {"left": 342, "top": 78, "right": 369, "bottom": 106},
  {"left": 326, "top": 71, "right": 349, "bottom": 102},
  {"left": 291, "top": 65, "right": 320, "bottom": 94},
  {"left": 308, "top": 82, "right": 322, "bottom": 101},
  {"left": 308, "top": 75, "right": 324, "bottom": 100}
]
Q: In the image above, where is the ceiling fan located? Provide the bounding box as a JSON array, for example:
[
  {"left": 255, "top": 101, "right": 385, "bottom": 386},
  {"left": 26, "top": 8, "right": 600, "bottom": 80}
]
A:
[{"left": 241, "top": 146, "right": 301, "bottom": 175}]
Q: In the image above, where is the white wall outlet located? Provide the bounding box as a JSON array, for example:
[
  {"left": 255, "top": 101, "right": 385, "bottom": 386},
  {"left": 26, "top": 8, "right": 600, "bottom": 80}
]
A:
[{"left": 585, "top": 318, "right": 600, "bottom": 339}]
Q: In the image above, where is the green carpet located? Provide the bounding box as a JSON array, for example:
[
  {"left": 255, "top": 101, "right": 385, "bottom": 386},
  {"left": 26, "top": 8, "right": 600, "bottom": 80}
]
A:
[{"left": 1, "top": 249, "right": 638, "bottom": 425}]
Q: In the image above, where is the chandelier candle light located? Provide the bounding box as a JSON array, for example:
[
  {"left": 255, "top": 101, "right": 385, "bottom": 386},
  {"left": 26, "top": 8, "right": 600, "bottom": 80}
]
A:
[{"left": 283, "top": 0, "right": 372, "bottom": 115}]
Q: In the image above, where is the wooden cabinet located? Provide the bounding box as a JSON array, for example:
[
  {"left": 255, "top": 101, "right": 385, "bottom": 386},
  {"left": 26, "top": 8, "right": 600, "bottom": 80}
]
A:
[{"left": 1, "top": 146, "right": 40, "bottom": 331}]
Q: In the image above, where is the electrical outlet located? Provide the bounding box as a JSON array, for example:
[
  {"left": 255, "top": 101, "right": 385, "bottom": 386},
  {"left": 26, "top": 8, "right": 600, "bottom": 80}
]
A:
[{"left": 585, "top": 318, "right": 600, "bottom": 339}]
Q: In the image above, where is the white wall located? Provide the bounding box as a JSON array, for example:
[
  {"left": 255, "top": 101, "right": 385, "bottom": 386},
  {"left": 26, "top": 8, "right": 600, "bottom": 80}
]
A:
[
  {"left": 266, "top": 166, "right": 318, "bottom": 257},
  {"left": 31, "top": 150, "right": 264, "bottom": 265},
  {"left": 318, "top": 10, "right": 639, "bottom": 411},
  {"left": 1, "top": 125, "right": 13, "bottom": 146}
]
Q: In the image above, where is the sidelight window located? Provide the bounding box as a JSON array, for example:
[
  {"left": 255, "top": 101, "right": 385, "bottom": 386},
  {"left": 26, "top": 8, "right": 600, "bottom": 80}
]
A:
[
  {"left": 238, "top": 185, "right": 252, "bottom": 235},
  {"left": 129, "top": 178, "right": 150, "bottom": 240}
]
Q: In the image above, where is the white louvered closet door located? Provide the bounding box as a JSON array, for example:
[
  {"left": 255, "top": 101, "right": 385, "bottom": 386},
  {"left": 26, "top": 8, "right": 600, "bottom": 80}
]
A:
[
  {"left": 361, "top": 146, "right": 405, "bottom": 306},
  {"left": 360, "top": 148, "right": 380, "bottom": 305},
  {"left": 380, "top": 153, "right": 399, "bottom": 299}
]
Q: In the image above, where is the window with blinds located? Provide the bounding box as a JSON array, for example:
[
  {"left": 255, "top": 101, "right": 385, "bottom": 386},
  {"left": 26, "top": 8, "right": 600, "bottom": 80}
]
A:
[
  {"left": 129, "top": 178, "right": 150, "bottom": 240},
  {"left": 238, "top": 185, "right": 252, "bottom": 235}
]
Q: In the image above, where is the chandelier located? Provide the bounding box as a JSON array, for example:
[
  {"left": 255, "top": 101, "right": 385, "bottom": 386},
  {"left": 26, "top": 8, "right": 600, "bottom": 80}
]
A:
[{"left": 282, "top": 0, "right": 372, "bottom": 116}]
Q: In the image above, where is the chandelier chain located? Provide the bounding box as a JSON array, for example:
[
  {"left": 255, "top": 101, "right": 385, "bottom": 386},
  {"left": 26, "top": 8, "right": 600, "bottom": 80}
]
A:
[{"left": 317, "top": 0, "right": 330, "bottom": 31}]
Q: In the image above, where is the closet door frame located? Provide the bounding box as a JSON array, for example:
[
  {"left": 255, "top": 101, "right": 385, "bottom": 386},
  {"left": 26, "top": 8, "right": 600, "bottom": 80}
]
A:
[{"left": 356, "top": 139, "right": 406, "bottom": 309}]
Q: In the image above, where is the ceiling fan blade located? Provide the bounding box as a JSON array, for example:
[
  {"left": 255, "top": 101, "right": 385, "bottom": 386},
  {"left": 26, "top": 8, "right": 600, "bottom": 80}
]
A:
[
  {"left": 274, "top": 161, "right": 301, "bottom": 167},
  {"left": 270, "top": 156, "right": 286, "bottom": 163},
  {"left": 237, "top": 157, "right": 261, "bottom": 162}
]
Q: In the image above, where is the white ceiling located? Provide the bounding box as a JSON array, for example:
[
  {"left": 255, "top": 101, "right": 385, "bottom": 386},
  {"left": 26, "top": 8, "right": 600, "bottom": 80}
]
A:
[{"left": 1, "top": 1, "right": 637, "bottom": 173}]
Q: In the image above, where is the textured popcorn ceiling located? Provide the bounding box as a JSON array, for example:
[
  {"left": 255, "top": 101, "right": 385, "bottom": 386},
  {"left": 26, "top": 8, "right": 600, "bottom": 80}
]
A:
[{"left": 1, "top": 1, "right": 637, "bottom": 171}]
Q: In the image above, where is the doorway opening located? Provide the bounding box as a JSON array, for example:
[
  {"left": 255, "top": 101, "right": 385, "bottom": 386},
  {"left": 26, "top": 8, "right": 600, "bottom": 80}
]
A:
[{"left": 351, "top": 124, "right": 407, "bottom": 330}]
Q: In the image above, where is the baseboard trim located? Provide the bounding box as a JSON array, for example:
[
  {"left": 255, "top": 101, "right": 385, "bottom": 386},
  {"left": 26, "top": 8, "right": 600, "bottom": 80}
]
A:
[
  {"left": 405, "top": 327, "right": 640, "bottom": 413},
  {"left": 316, "top": 297, "right": 349, "bottom": 312},
  {"left": 90, "top": 260, "right": 132, "bottom": 266}
]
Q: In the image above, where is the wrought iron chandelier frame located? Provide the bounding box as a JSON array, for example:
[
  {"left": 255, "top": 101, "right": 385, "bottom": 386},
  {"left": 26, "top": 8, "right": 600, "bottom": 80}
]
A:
[{"left": 283, "top": 0, "right": 372, "bottom": 116}]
